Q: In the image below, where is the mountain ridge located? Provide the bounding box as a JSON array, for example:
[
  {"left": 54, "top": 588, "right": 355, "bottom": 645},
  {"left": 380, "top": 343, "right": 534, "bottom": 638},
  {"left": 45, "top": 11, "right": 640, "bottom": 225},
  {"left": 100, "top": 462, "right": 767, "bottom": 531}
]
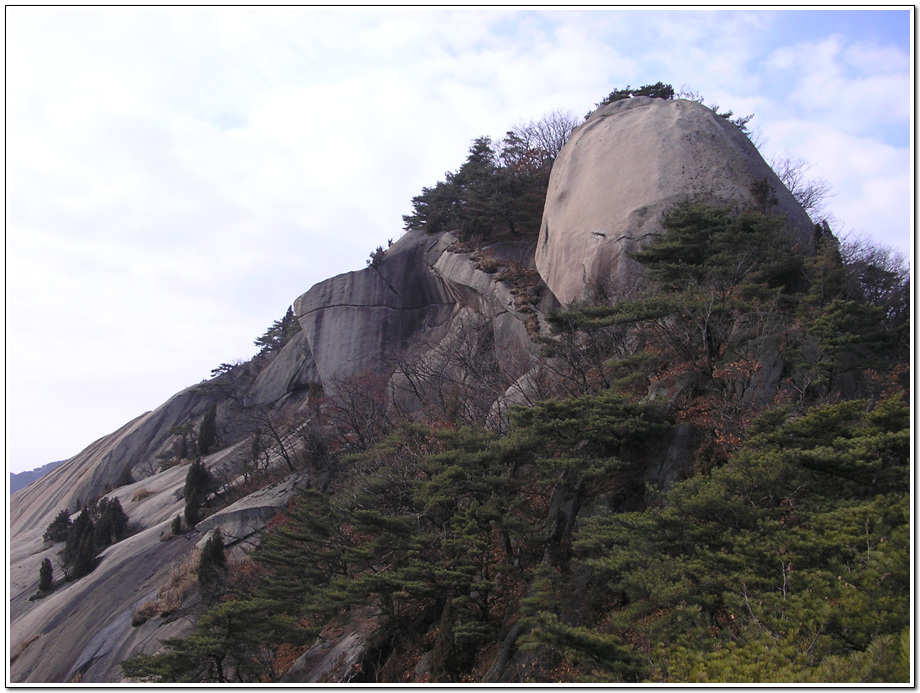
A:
[{"left": 9, "top": 89, "right": 909, "bottom": 684}]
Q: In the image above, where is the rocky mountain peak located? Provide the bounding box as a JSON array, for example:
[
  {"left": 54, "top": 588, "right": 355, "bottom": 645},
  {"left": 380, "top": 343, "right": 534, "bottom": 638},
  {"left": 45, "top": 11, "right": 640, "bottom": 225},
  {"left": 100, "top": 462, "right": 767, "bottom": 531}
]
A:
[{"left": 536, "top": 96, "right": 815, "bottom": 306}]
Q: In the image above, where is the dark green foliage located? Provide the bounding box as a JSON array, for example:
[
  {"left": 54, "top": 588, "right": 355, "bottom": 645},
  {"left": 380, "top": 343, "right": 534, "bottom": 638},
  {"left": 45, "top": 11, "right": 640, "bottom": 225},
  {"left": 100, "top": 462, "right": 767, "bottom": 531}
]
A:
[
  {"left": 43, "top": 509, "right": 72, "bottom": 543},
  {"left": 63, "top": 509, "right": 92, "bottom": 572},
  {"left": 93, "top": 497, "right": 129, "bottom": 552},
  {"left": 118, "top": 192, "right": 908, "bottom": 683},
  {"left": 66, "top": 511, "right": 96, "bottom": 579},
  {"left": 184, "top": 458, "right": 214, "bottom": 527},
  {"left": 569, "top": 395, "right": 909, "bottom": 682},
  {"left": 121, "top": 598, "right": 308, "bottom": 683},
  {"left": 403, "top": 121, "right": 570, "bottom": 243},
  {"left": 254, "top": 305, "right": 301, "bottom": 356},
  {"left": 630, "top": 201, "right": 805, "bottom": 297},
  {"left": 198, "top": 404, "right": 219, "bottom": 456},
  {"left": 198, "top": 530, "right": 228, "bottom": 605},
  {"left": 168, "top": 422, "right": 194, "bottom": 461},
  {"left": 56, "top": 497, "right": 130, "bottom": 580},
  {"left": 38, "top": 558, "right": 54, "bottom": 593},
  {"left": 171, "top": 514, "right": 183, "bottom": 537},
  {"left": 596, "top": 81, "right": 675, "bottom": 107}
]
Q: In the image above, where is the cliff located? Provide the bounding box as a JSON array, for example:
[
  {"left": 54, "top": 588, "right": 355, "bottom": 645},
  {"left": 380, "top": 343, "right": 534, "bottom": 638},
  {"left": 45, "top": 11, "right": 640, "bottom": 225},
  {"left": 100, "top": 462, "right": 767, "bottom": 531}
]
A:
[{"left": 8, "top": 94, "right": 829, "bottom": 683}]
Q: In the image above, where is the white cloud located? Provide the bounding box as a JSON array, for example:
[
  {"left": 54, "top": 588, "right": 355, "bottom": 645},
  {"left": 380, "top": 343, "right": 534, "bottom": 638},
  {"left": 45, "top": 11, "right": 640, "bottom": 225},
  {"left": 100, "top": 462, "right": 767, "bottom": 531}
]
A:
[
  {"left": 764, "top": 34, "right": 910, "bottom": 144},
  {"left": 6, "top": 8, "right": 911, "bottom": 473},
  {"left": 762, "top": 116, "right": 911, "bottom": 257}
]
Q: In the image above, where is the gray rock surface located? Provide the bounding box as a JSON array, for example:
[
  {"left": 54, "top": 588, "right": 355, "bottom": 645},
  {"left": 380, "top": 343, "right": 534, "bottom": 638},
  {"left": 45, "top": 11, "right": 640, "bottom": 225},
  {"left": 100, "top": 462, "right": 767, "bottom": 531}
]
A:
[
  {"left": 293, "top": 229, "right": 456, "bottom": 392},
  {"left": 244, "top": 331, "right": 319, "bottom": 407},
  {"left": 9, "top": 463, "right": 195, "bottom": 682},
  {"left": 536, "top": 97, "right": 816, "bottom": 306},
  {"left": 195, "top": 471, "right": 309, "bottom": 552},
  {"left": 281, "top": 607, "right": 384, "bottom": 683},
  {"left": 9, "top": 96, "right": 821, "bottom": 683},
  {"left": 10, "top": 386, "right": 223, "bottom": 538}
]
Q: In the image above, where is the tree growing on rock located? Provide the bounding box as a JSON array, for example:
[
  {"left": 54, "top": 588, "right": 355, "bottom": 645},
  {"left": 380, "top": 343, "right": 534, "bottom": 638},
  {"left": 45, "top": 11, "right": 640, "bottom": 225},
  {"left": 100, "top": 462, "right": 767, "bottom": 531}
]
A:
[
  {"left": 43, "top": 509, "right": 72, "bottom": 543},
  {"left": 184, "top": 458, "right": 214, "bottom": 527},
  {"left": 198, "top": 530, "right": 229, "bottom": 606},
  {"left": 38, "top": 557, "right": 54, "bottom": 593},
  {"left": 198, "top": 404, "right": 219, "bottom": 456},
  {"left": 93, "top": 497, "right": 129, "bottom": 551},
  {"left": 254, "top": 305, "right": 301, "bottom": 356}
]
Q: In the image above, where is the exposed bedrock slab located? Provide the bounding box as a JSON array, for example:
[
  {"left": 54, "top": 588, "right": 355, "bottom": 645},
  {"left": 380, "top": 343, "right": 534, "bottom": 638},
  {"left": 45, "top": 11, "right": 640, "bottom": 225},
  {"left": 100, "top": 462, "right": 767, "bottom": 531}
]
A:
[
  {"left": 10, "top": 386, "right": 222, "bottom": 538},
  {"left": 536, "top": 96, "right": 816, "bottom": 306},
  {"left": 293, "top": 230, "right": 456, "bottom": 392},
  {"left": 244, "top": 331, "right": 319, "bottom": 407}
]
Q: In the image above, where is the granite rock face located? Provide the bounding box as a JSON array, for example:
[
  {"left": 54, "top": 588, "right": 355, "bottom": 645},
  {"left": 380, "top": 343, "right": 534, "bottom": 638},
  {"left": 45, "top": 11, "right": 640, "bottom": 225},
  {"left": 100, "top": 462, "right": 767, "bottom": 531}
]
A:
[
  {"left": 293, "top": 229, "right": 456, "bottom": 393},
  {"left": 9, "top": 385, "right": 222, "bottom": 539},
  {"left": 536, "top": 97, "right": 816, "bottom": 306}
]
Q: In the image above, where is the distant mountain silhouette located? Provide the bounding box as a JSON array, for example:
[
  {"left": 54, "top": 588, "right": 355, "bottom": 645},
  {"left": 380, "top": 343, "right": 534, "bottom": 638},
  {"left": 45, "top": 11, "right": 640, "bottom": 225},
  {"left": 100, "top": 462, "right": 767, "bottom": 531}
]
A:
[{"left": 10, "top": 460, "right": 64, "bottom": 495}]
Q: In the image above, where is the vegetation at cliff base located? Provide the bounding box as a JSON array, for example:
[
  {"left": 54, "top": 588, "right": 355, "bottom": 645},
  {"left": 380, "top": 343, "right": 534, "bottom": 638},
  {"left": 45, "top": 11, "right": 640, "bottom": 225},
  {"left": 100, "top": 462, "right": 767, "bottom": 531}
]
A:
[{"left": 122, "top": 184, "right": 909, "bottom": 682}]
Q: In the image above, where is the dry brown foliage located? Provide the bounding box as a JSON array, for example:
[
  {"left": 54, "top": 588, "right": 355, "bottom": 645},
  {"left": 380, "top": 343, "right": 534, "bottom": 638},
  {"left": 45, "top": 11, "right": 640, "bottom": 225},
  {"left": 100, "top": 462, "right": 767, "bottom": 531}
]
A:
[{"left": 131, "top": 550, "right": 200, "bottom": 625}]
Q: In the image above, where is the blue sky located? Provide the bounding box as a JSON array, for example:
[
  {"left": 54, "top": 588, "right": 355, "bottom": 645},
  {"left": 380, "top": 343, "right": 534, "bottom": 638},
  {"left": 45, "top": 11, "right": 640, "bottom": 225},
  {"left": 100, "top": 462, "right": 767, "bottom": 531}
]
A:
[{"left": 6, "top": 8, "right": 913, "bottom": 474}]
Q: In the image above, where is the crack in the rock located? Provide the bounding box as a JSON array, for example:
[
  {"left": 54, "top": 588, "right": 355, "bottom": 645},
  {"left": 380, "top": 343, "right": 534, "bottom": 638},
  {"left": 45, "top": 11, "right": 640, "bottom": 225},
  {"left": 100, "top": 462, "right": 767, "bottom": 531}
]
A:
[{"left": 298, "top": 301, "right": 456, "bottom": 319}]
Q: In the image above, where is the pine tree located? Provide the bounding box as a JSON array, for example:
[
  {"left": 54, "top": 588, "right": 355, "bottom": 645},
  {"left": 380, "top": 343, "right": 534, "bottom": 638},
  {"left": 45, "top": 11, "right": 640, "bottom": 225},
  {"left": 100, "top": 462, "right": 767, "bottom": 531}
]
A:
[
  {"left": 254, "top": 306, "right": 301, "bottom": 356},
  {"left": 63, "top": 508, "right": 92, "bottom": 569},
  {"left": 38, "top": 557, "right": 54, "bottom": 593},
  {"left": 72, "top": 523, "right": 97, "bottom": 579},
  {"left": 43, "top": 509, "right": 72, "bottom": 543},
  {"left": 184, "top": 458, "right": 213, "bottom": 527},
  {"left": 198, "top": 404, "right": 219, "bottom": 456},
  {"left": 94, "top": 497, "right": 129, "bottom": 551},
  {"left": 198, "top": 530, "right": 228, "bottom": 606}
]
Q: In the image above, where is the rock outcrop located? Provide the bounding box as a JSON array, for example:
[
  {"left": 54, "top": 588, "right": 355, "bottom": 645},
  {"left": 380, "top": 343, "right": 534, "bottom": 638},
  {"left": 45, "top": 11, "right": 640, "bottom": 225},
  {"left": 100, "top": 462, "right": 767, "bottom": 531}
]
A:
[
  {"left": 10, "top": 387, "right": 223, "bottom": 538},
  {"left": 536, "top": 97, "right": 815, "bottom": 306},
  {"left": 7, "top": 230, "right": 554, "bottom": 684},
  {"left": 293, "top": 230, "right": 457, "bottom": 392},
  {"left": 10, "top": 94, "right": 824, "bottom": 684}
]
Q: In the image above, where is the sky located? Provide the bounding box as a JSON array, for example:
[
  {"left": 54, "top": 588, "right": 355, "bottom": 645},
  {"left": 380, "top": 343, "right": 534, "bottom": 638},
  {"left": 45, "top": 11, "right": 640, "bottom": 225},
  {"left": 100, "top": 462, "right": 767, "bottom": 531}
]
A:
[{"left": 6, "top": 7, "right": 913, "bottom": 474}]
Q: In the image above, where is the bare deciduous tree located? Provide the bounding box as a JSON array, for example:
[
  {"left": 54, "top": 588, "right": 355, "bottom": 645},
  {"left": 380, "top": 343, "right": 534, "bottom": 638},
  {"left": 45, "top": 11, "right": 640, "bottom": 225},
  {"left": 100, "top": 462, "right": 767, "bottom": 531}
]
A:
[
  {"left": 771, "top": 155, "right": 834, "bottom": 220},
  {"left": 509, "top": 110, "right": 580, "bottom": 164}
]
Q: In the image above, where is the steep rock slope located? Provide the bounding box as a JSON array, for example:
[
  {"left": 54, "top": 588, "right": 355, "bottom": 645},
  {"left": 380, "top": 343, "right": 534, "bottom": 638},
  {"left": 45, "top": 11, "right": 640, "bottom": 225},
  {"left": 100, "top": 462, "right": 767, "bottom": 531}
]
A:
[
  {"left": 536, "top": 97, "right": 815, "bottom": 306},
  {"left": 8, "top": 230, "right": 554, "bottom": 683}
]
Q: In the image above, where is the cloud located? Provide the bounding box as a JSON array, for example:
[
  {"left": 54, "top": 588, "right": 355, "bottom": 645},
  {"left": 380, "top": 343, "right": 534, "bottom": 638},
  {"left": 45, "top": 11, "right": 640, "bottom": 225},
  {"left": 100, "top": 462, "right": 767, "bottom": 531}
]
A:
[
  {"left": 764, "top": 34, "right": 911, "bottom": 145},
  {"left": 6, "top": 9, "right": 911, "bottom": 473},
  {"left": 763, "top": 117, "right": 910, "bottom": 256}
]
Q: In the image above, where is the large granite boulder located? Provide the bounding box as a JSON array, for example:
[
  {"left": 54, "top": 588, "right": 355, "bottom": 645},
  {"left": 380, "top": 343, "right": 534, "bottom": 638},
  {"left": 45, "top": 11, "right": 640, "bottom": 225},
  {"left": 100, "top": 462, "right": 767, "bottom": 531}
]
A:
[{"left": 536, "top": 97, "right": 816, "bottom": 306}]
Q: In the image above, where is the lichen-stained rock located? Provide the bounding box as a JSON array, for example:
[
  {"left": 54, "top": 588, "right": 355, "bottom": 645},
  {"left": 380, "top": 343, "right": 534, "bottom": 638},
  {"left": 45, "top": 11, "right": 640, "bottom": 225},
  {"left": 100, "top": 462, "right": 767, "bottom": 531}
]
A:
[
  {"left": 293, "top": 229, "right": 456, "bottom": 393},
  {"left": 536, "top": 97, "right": 816, "bottom": 306}
]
